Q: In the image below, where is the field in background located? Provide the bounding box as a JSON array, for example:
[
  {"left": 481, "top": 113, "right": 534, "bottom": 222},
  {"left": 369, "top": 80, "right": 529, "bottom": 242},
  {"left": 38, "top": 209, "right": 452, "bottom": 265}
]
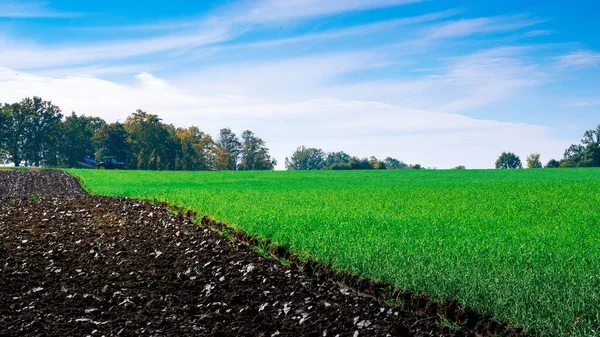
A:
[{"left": 70, "top": 168, "right": 600, "bottom": 336}]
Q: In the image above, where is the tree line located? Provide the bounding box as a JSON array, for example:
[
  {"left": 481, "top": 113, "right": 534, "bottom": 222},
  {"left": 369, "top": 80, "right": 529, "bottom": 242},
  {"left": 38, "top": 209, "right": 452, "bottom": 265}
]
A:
[
  {"left": 0, "top": 97, "right": 276, "bottom": 170},
  {"left": 495, "top": 124, "right": 600, "bottom": 169},
  {"left": 284, "top": 146, "right": 425, "bottom": 170},
  {"left": 2, "top": 96, "right": 597, "bottom": 171}
]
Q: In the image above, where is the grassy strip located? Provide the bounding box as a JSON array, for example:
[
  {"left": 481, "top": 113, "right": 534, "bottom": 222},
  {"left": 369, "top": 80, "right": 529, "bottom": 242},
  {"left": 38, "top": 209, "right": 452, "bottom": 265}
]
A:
[{"left": 68, "top": 168, "right": 600, "bottom": 336}]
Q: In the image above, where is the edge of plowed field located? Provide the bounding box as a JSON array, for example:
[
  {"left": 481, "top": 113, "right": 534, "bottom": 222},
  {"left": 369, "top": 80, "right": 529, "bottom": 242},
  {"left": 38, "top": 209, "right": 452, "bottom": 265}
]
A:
[{"left": 69, "top": 170, "right": 532, "bottom": 337}]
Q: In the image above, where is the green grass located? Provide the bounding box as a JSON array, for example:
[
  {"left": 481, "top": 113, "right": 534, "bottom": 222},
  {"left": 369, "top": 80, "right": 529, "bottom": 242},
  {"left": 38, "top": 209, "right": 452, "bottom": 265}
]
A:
[{"left": 69, "top": 168, "right": 600, "bottom": 336}]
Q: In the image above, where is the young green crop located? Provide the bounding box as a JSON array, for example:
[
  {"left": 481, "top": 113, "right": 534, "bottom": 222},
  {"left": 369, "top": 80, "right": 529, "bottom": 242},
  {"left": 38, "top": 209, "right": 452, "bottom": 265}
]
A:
[{"left": 69, "top": 168, "right": 600, "bottom": 336}]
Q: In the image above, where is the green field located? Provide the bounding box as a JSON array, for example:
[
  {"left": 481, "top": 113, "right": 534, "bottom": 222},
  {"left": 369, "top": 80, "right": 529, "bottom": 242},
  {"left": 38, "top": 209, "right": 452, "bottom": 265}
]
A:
[{"left": 70, "top": 168, "right": 600, "bottom": 336}]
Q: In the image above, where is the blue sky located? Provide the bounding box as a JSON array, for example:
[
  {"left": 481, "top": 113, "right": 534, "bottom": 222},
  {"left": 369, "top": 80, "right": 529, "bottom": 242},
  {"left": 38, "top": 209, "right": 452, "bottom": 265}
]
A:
[{"left": 1, "top": 0, "right": 599, "bottom": 168}]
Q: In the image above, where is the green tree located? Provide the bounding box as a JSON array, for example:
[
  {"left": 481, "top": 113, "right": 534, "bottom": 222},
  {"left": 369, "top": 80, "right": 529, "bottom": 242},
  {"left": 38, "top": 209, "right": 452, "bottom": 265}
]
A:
[
  {"left": 322, "top": 152, "right": 378, "bottom": 170},
  {"left": 545, "top": 159, "right": 560, "bottom": 168},
  {"left": 59, "top": 112, "right": 105, "bottom": 168},
  {"left": 349, "top": 157, "right": 373, "bottom": 170},
  {"left": 560, "top": 125, "right": 600, "bottom": 167},
  {"left": 373, "top": 160, "right": 386, "bottom": 170},
  {"left": 561, "top": 144, "right": 585, "bottom": 167},
  {"left": 452, "top": 165, "right": 466, "bottom": 170},
  {"left": 93, "top": 122, "right": 130, "bottom": 165},
  {"left": 526, "top": 153, "right": 542, "bottom": 168},
  {"left": 21, "top": 97, "right": 63, "bottom": 166},
  {"left": 285, "top": 146, "right": 325, "bottom": 170},
  {"left": 495, "top": 152, "right": 522, "bottom": 169},
  {"left": 0, "top": 105, "right": 11, "bottom": 163},
  {"left": 324, "top": 151, "right": 353, "bottom": 170},
  {"left": 239, "top": 130, "right": 277, "bottom": 170},
  {"left": 124, "top": 110, "right": 169, "bottom": 170},
  {"left": 580, "top": 125, "right": 600, "bottom": 166},
  {"left": 157, "top": 123, "right": 180, "bottom": 171},
  {"left": 366, "top": 156, "right": 386, "bottom": 170},
  {"left": 175, "top": 126, "right": 216, "bottom": 171},
  {"left": 1, "top": 97, "right": 62, "bottom": 167},
  {"left": 383, "top": 157, "right": 408, "bottom": 170},
  {"left": 214, "top": 128, "right": 241, "bottom": 170},
  {"left": 2, "top": 102, "right": 28, "bottom": 166}
]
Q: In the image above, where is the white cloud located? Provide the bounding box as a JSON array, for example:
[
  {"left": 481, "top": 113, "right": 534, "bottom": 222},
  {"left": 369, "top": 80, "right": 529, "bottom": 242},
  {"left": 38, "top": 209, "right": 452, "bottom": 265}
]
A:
[
  {"left": 436, "top": 47, "right": 545, "bottom": 112},
  {"left": 444, "top": 47, "right": 540, "bottom": 85},
  {"left": 0, "top": 0, "right": 429, "bottom": 71},
  {"left": 302, "top": 46, "right": 545, "bottom": 113},
  {"left": 32, "top": 63, "right": 164, "bottom": 78},
  {"left": 205, "top": 9, "right": 460, "bottom": 51},
  {"left": 230, "top": 0, "right": 424, "bottom": 23},
  {"left": 0, "top": 1, "right": 79, "bottom": 18},
  {"left": 177, "top": 44, "right": 546, "bottom": 115},
  {"left": 79, "top": 0, "right": 427, "bottom": 33},
  {"left": 0, "top": 27, "right": 234, "bottom": 69},
  {"left": 557, "top": 50, "right": 600, "bottom": 69},
  {"left": 523, "top": 29, "right": 554, "bottom": 37},
  {"left": 178, "top": 51, "right": 383, "bottom": 100},
  {"left": 420, "top": 15, "right": 544, "bottom": 41},
  {"left": 0, "top": 67, "right": 570, "bottom": 169},
  {"left": 565, "top": 101, "right": 600, "bottom": 107}
]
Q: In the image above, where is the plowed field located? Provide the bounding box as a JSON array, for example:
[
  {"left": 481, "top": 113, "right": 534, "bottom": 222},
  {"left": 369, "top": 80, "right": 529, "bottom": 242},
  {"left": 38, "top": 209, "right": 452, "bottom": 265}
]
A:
[{"left": 0, "top": 170, "right": 519, "bottom": 336}]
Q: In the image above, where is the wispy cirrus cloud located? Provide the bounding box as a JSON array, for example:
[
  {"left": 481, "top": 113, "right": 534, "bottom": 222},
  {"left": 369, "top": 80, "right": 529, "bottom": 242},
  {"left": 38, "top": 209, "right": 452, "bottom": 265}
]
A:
[
  {"left": 0, "top": 0, "right": 547, "bottom": 76},
  {"left": 0, "top": 27, "right": 234, "bottom": 69},
  {"left": 0, "top": 0, "right": 428, "bottom": 70},
  {"left": 436, "top": 46, "right": 545, "bottom": 112},
  {"left": 296, "top": 46, "right": 545, "bottom": 113},
  {"left": 420, "top": 14, "right": 545, "bottom": 41},
  {"left": 0, "top": 1, "right": 80, "bottom": 18},
  {"left": 185, "top": 9, "right": 460, "bottom": 55},
  {"left": 82, "top": 0, "right": 426, "bottom": 33},
  {"left": 223, "top": 12, "right": 544, "bottom": 52},
  {"left": 565, "top": 101, "right": 600, "bottom": 107},
  {"left": 229, "top": 0, "right": 425, "bottom": 23},
  {"left": 523, "top": 29, "right": 554, "bottom": 38},
  {"left": 443, "top": 46, "right": 542, "bottom": 88},
  {"left": 557, "top": 50, "right": 600, "bottom": 68},
  {"left": 178, "top": 11, "right": 544, "bottom": 71}
]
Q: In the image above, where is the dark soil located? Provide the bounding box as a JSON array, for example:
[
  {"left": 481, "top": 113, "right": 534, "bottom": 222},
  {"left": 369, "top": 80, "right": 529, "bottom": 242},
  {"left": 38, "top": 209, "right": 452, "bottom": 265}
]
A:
[
  {"left": 0, "top": 170, "right": 524, "bottom": 336},
  {"left": 0, "top": 170, "right": 87, "bottom": 200}
]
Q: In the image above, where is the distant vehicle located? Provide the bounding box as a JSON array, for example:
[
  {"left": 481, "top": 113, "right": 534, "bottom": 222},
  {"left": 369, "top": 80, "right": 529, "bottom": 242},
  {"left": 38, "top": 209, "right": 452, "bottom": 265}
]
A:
[
  {"left": 96, "top": 156, "right": 127, "bottom": 170},
  {"left": 77, "top": 156, "right": 97, "bottom": 169}
]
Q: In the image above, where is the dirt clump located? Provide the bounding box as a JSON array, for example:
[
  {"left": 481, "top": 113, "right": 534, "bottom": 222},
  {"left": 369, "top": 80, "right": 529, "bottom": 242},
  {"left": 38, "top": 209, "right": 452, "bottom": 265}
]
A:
[{"left": 0, "top": 170, "right": 524, "bottom": 336}]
